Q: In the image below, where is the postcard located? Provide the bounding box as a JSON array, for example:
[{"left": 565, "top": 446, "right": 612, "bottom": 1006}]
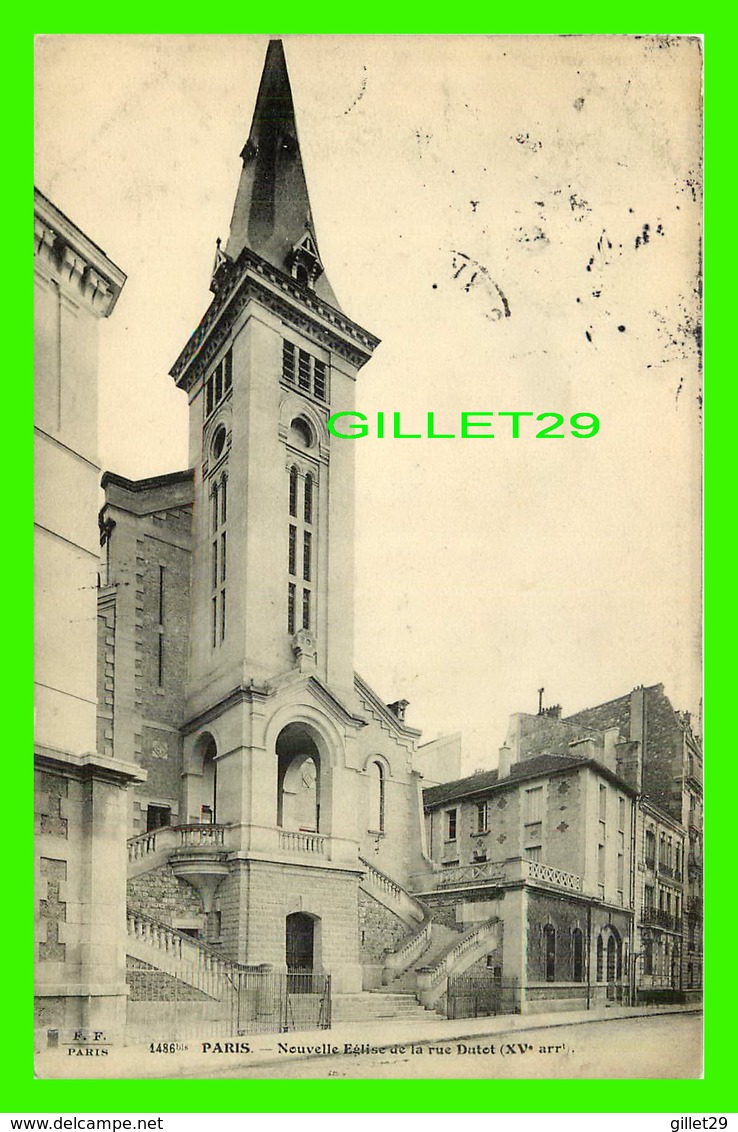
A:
[{"left": 34, "top": 34, "right": 703, "bottom": 1080}]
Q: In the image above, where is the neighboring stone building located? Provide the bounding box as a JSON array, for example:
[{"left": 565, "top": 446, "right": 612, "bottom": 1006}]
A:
[
  {"left": 34, "top": 188, "right": 144, "bottom": 1046},
  {"left": 416, "top": 691, "right": 702, "bottom": 1010},
  {"left": 635, "top": 798, "right": 686, "bottom": 1000},
  {"left": 566, "top": 684, "right": 703, "bottom": 996},
  {"left": 417, "top": 710, "right": 637, "bottom": 1012}
]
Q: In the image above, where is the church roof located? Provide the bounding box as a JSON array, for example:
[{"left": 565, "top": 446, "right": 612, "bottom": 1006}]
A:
[{"left": 225, "top": 39, "right": 340, "bottom": 310}]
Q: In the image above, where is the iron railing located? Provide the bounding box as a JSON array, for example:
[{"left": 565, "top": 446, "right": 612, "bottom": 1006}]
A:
[
  {"left": 125, "top": 963, "right": 331, "bottom": 1042},
  {"left": 445, "top": 973, "right": 520, "bottom": 1019}
]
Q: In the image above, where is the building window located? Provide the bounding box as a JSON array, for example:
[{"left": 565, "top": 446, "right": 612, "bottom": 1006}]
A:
[
  {"left": 446, "top": 809, "right": 457, "bottom": 841},
  {"left": 596, "top": 935, "right": 604, "bottom": 981},
  {"left": 617, "top": 853, "right": 624, "bottom": 904},
  {"left": 286, "top": 465, "right": 316, "bottom": 636},
  {"left": 643, "top": 940, "right": 653, "bottom": 975},
  {"left": 543, "top": 924, "right": 556, "bottom": 982},
  {"left": 606, "top": 935, "right": 619, "bottom": 982},
  {"left": 157, "top": 565, "right": 165, "bottom": 687},
  {"left": 599, "top": 783, "right": 607, "bottom": 821},
  {"left": 288, "top": 525, "right": 297, "bottom": 575},
  {"left": 303, "top": 531, "right": 312, "bottom": 581},
  {"left": 369, "top": 762, "right": 385, "bottom": 833},
  {"left": 304, "top": 473, "right": 313, "bottom": 524},
  {"left": 289, "top": 465, "right": 298, "bottom": 517},
  {"left": 209, "top": 473, "right": 227, "bottom": 646},
  {"left": 524, "top": 786, "right": 543, "bottom": 823},
  {"left": 645, "top": 829, "right": 656, "bottom": 870},
  {"left": 146, "top": 804, "right": 171, "bottom": 832},
  {"left": 572, "top": 928, "right": 584, "bottom": 982},
  {"left": 618, "top": 796, "right": 625, "bottom": 830},
  {"left": 204, "top": 349, "right": 233, "bottom": 421},
  {"left": 281, "top": 339, "right": 329, "bottom": 402},
  {"left": 287, "top": 583, "right": 296, "bottom": 634},
  {"left": 476, "top": 800, "right": 488, "bottom": 834}
]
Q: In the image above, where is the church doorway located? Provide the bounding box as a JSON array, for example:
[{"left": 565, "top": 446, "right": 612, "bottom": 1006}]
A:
[{"left": 286, "top": 911, "right": 314, "bottom": 971}]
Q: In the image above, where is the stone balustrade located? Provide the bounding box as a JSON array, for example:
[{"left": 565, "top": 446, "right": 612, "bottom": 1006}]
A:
[
  {"left": 416, "top": 918, "right": 500, "bottom": 1005},
  {"left": 410, "top": 856, "right": 582, "bottom": 895},
  {"left": 278, "top": 829, "right": 326, "bottom": 855},
  {"left": 359, "top": 858, "right": 426, "bottom": 926}
]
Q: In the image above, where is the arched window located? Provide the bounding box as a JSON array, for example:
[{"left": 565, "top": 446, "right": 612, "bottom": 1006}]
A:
[
  {"left": 289, "top": 466, "right": 298, "bottom": 517},
  {"left": 572, "top": 928, "right": 584, "bottom": 982},
  {"left": 369, "top": 761, "right": 385, "bottom": 833},
  {"left": 606, "top": 935, "right": 618, "bottom": 982},
  {"left": 290, "top": 416, "right": 313, "bottom": 448},
  {"left": 543, "top": 924, "right": 556, "bottom": 982},
  {"left": 304, "top": 473, "right": 313, "bottom": 525}
]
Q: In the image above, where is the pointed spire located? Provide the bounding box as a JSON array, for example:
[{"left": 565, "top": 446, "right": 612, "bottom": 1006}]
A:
[{"left": 225, "top": 39, "right": 340, "bottom": 309}]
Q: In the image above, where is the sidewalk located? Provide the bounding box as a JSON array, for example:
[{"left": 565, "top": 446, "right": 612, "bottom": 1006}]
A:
[{"left": 36, "top": 1002, "right": 701, "bottom": 1079}]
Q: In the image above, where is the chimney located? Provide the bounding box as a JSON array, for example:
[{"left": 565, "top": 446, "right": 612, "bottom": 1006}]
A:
[
  {"left": 497, "top": 744, "right": 512, "bottom": 779},
  {"left": 568, "top": 736, "right": 597, "bottom": 761},
  {"left": 601, "top": 726, "right": 619, "bottom": 773},
  {"left": 541, "top": 704, "right": 562, "bottom": 720},
  {"left": 387, "top": 699, "right": 409, "bottom": 723},
  {"left": 615, "top": 738, "right": 642, "bottom": 793}
]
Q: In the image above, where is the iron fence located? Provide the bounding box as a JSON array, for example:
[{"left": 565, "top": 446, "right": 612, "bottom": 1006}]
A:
[
  {"left": 445, "top": 973, "right": 520, "bottom": 1019},
  {"left": 125, "top": 961, "right": 331, "bottom": 1043}
]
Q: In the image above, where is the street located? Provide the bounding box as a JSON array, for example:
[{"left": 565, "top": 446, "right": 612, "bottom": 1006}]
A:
[{"left": 196, "top": 1012, "right": 702, "bottom": 1080}]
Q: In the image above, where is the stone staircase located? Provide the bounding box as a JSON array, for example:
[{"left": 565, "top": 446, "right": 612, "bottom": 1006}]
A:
[
  {"left": 378, "top": 922, "right": 461, "bottom": 994},
  {"left": 332, "top": 991, "right": 435, "bottom": 1025}
]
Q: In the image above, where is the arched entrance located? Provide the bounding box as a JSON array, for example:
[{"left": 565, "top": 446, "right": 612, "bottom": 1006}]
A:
[
  {"left": 286, "top": 911, "right": 316, "bottom": 972},
  {"left": 195, "top": 733, "right": 218, "bottom": 823},
  {"left": 276, "top": 723, "right": 320, "bottom": 831}
]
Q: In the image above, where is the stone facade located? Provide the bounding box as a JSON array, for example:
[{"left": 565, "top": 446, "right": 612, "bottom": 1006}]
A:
[{"left": 34, "top": 188, "right": 144, "bottom": 1049}]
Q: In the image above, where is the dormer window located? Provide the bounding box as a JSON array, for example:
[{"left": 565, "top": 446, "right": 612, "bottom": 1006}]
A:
[{"left": 287, "top": 229, "right": 324, "bottom": 289}]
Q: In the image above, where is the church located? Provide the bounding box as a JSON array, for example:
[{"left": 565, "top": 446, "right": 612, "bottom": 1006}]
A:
[
  {"left": 35, "top": 39, "right": 702, "bottom": 1047},
  {"left": 98, "top": 38, "right": 431, "bottom": 1009}
]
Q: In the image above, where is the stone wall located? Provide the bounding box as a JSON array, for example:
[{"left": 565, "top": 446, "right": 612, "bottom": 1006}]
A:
[
  {"left": 358, "top": 889, "right": 410, "bottom": 961},
  {"left": 526, "top": 889, "right": 589, "bottom": 984},
  {"left": 127, "top": 864, "right": 203, "bottom": 927},
  {"left": 215, "top": 861, "right": 362, "bottom": 992},
  {"left": 126, "top": 957, "right": 210, "bottom": 1001}
]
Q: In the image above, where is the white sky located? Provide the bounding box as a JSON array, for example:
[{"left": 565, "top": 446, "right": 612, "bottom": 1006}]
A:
[{"left": 34, "top": 34, "right": 703, "bottom": 772}]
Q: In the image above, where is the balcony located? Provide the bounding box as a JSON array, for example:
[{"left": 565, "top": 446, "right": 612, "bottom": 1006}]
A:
[
  {"left": 128, "top": 822, "right": 356, "bottom": 877},
  {"left": 410, "top": 856, "right": 582, "bottom": 895},
  {"left": 641, "top": 907, "right": 682, "bottom": 932},
  {"left": 128, "top": 823, "right": 231, "bottom": 869},
  {"left": 658, "top": 862, "right": 674, "bottom": 879}
]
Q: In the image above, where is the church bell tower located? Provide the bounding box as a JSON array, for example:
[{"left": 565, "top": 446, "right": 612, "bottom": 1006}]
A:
[{"left": 168, "top": 40, "right": 380, "bottom": 989}]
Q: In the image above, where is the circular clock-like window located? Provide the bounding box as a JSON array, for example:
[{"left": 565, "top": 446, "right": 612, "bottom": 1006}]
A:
[{"left": 212, "top": 424, "right": 227, "bottom": 460}]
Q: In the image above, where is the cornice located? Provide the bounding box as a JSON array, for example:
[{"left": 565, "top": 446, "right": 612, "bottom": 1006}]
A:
[
  {"left": 34, "top": 188, "right": 126, "bottom": 318},
  {"left": 170, "top": 249, "right": 380, "bottom": 392}
]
